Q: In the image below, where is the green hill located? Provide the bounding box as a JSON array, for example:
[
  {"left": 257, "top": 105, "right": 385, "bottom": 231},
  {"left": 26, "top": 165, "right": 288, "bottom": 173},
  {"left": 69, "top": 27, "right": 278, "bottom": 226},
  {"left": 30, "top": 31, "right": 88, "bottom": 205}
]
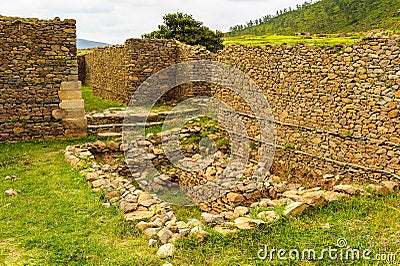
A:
[{"left": 228, "top": 0, "right": 400, "bottom": 36}]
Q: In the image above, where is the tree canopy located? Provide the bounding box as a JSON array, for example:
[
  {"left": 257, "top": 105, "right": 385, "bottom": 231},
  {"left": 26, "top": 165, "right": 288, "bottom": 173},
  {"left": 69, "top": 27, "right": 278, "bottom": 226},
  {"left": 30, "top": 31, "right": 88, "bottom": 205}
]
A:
[{"left": 142, "top": 13, "right": 224, "bottom": 52}]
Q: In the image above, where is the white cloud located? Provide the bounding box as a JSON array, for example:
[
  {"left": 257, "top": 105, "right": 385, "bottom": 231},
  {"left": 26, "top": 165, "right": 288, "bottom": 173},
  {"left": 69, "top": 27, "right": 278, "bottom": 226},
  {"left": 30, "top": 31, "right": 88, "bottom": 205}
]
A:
[{"left": 1, "top": 0, "right": 306, "bottom": 44}]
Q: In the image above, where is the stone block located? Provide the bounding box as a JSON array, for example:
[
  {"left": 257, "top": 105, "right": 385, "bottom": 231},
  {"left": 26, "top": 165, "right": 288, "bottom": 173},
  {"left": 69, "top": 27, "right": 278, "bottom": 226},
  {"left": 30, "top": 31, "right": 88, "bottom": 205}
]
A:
[
  {"left": 58, "top": 90, "right": 82, "bottom": 100},
  {"left": 59, "top": 100, "right": 84, "bottom": 110},
  {"left": 63, "top": 118, "right": 87, "bottom": 130},
  {"left": 60, "top": 81, "right": 82, "bottom": 91}
]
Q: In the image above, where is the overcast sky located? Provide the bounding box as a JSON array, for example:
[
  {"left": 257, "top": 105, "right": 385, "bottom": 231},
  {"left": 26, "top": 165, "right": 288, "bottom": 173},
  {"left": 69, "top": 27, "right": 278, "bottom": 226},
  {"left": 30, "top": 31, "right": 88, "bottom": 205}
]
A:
[{"left": 2, "top": 0, "right": 307, "bottom": 44}]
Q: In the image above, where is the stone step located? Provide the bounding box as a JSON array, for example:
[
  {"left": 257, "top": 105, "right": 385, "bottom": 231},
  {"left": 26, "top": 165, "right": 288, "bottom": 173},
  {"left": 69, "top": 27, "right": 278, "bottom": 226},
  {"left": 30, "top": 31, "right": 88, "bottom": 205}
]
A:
[
  {"left": 87, "top": 122, "right": 164, "bottom": 134},
  {"left": 86, "top": 108, "right": 200, "bottom": 126}
]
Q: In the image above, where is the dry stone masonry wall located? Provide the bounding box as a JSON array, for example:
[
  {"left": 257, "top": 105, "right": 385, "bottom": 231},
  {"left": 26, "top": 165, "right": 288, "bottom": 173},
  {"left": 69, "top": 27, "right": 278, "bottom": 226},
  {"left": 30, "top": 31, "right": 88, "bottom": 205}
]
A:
[
  {"left": 81, "top": 33, "right": 400, "bottom": 183},
  {"left": 0, "top": 16, "right": 86, "bottom": 141}
]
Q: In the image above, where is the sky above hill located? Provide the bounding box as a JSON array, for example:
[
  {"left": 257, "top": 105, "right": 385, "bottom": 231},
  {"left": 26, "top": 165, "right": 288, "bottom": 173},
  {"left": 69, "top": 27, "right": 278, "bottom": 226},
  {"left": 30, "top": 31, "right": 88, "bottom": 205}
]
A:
[{"left": 2, "top": 0, "right": 308, "bottom": 44}]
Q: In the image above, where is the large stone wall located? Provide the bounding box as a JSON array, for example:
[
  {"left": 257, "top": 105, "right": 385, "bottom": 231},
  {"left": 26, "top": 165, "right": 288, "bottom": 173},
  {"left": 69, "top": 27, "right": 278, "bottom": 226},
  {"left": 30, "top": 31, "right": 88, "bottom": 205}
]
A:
[
  {"left": 85, "top": 39, "right": 178, "bottom": 103},
  {"left": 81, "top": 33, "right": 400, "bottom": 182},
  {"left": 0, "top": 16, "right": 86, "bottom": 141}
]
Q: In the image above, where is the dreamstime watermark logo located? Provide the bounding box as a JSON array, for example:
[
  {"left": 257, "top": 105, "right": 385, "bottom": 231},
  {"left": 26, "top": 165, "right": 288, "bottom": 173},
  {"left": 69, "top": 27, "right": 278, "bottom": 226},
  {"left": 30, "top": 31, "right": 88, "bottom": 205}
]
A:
[
  {"left": 122, "top": 60, "right": 276, "bottom": 206},
  {"left": 257, "top": 238, "right": 398, "bottom": 263}
]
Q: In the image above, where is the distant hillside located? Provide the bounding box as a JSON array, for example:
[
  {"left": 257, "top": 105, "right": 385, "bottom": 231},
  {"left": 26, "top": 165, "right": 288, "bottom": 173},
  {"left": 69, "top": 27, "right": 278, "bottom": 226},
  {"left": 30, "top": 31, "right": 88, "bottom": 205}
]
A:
[
  {"left": 77, "top": 39, "right": 111, "bottom": 49},
  {"left": 228, "top": 0, "right": 400, "bottom": 36}
]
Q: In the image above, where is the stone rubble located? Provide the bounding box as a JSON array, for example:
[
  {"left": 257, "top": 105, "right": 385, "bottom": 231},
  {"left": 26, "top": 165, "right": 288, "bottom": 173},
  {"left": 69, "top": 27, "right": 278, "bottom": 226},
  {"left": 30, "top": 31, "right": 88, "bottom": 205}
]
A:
[{"left": 65, "top": 140, "right": 400, "bottom": 258}]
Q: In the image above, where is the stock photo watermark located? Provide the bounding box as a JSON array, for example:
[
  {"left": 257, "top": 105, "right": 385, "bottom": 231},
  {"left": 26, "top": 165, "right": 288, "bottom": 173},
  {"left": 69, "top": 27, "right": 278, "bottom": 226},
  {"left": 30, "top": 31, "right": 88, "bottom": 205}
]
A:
[
  {"left": 123, "top": 60, "right": 275, "bottom": 206},
  {"left": 257, "top": 238, "right": 398, "bottom": 263}
]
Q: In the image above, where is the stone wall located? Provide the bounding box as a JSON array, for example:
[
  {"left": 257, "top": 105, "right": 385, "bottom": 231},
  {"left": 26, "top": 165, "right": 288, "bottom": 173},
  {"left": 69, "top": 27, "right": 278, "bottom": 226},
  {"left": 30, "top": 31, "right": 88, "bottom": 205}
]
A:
[
  {"left": 85, "top": 39, "right": 178, "bottom": 103},
  {"left": 0, "top": 16, "right": 86, "bottom": 141},
  {"left": 216, "top": 33, "right": 400, "bottom": 180},
  {"left": 80, "top": 33, "right": 400, "bottom": 181}
]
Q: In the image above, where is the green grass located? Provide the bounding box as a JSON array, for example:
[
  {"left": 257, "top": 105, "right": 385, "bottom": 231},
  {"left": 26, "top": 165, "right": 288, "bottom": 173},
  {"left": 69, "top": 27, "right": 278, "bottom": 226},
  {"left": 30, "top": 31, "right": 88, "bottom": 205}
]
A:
[
  {"left": 227, "top": 0, "right": 400, "bottom": 37},
  {"left": 223, "top": 34, "right": 362, "bottom": 47},
  {"left": 82, "top": 85, "right": 125, "bottom": 112},
  {"left": 1, "top": 139, "right": 399, "bottom": 265}
]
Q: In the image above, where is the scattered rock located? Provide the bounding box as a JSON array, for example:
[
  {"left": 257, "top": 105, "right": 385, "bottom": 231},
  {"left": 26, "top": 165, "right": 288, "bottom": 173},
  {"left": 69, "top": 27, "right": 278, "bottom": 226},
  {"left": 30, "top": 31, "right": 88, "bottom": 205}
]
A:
[
  {"left": 368, "top": 184, "right": 390, "bottom": 196},
  {"left": 144, "top": 228, "right": 158, "bottom": 238},
  {"left": 5, "top": 189, "right": 18, "bottom": 197},
  {"left": 300, "top": 191, "right": 326, "bottom": 207},
  {"left": 257, "top": 211, "right": 280, "bottom": 222},
  {"left": 92, "top": 178, "right": 107, "bottom": 188},
  {"left": 213, "top": 224, "right": 238, "bottom": 236},
  {"left": 5, "top": 175, "right": 18, "bottom": 181},
  {"left": 162, "top": 262, "right": 173, "bottom": 266},
  {"left": 157, "top": 243, "right": 176, "bottom": 258},
  {"left": 321, "top": 223, "right": 331, "bottom": 229},
  {"left": 201, "top": 212, "right": 224, "bottom": 224},
  {"left": 148, "top": 239, "right": 157, "bottom": 246},
  {"left": 108, "top": 141, "right": 119, "bottom": 151},
  {"left": 227, "top": 192, "right": 244, "bottom": 203},
  {"left": 323, "top": 191, "right": 349, "bottom": 202},
  {"left": 157, "top": 228, "right": 173, "bottom": 244},
  {"left": 189, "top": 226, "right": 210, "bottom": 241},
  {"left": 258, "top": 198, "right": 277, "bottom": 208},
  {"left": 234, "top": 217, "right": 265, "bottom": 230},
  {"left": 138, "top": 192, "right": 153, "bottom": 203},
  {"left": 382, "top": 181, "right": 399, "bottom": 191},
  {"left": 187, "top": 218, "right": 203, "bottom": 228},
  {"left": 120, "top": 201, "right": 138, "bottom": 213},
  {"left": 124, "top": 210, "right": 154, "bottom": 221},
  {"left": 139, "top": 199, "right": 158, "bottom": 207},
  {"left": 234, "top": 206, "right": 249, "bottom": 217},
  {"left": 220, "top": 211, "right": 236, "bottom": 220},
  {"left": 135, "top": 221, "right": 153, "bottom": 232},
  {"left": 169, "top": 233, "right": 183, "bottom": 243},
  {"left": 333, "top": 185, "right": 360, "bottom": 195},
  {"left": 283, "top": 202, "right": 308, "bottom": 216}
]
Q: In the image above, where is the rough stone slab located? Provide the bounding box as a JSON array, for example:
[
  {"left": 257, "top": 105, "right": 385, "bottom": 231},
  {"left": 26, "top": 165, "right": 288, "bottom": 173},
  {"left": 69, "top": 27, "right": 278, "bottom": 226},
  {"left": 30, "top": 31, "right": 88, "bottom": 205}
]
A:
[
  {"left": 283, "top": 202, "right": 308, "bottom": 216},
  {"left": 52, "top": 108, "right": 85, "bottom": 120},
  {"left": 58, "top": 90, "right": 82, "bottom": 100},
  {"left": 63, "top": 118, "right": 87, "bottom": 130},
  {"left": 59, "top": 100, "right": 84, "bottom": 109},
  {"left": 60, "top": 81, "right": 82, "bottom": 91}
]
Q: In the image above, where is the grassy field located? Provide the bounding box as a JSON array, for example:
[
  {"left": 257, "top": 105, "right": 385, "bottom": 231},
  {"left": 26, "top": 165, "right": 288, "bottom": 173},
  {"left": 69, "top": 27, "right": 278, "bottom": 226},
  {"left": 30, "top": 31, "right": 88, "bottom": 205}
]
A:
[
  {"left": 82, "top": 85, "right": 125, "bottom": 112},
  {"left": 1, "top": 139, "right": 399, "bottom": 265},
  {"left": 223, "top": 34, "right": 363, "bottom": 47}
]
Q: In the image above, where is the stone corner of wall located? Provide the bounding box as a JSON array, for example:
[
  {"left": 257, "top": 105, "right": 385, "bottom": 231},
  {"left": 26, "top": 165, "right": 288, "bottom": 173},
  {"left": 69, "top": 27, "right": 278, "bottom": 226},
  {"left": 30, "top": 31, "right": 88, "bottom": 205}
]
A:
[{"left": 53, "top": 81, "right": 87, "bottom": 138}]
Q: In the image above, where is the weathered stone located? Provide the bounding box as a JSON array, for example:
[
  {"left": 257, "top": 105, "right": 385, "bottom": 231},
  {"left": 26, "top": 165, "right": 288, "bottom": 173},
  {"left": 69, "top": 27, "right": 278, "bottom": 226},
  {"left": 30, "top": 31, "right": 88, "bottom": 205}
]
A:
[
  {"left": 213, "top": 224, "right": 238, "bottom": 236},
  {"left": 257, "top": 211, "right": 280, "bottom": 222},
  {"left": 283, "top": 202, "right": 308, "bottom": 216},
  {"left": 135, "top": 221, "right": 153, "bottom": 232},
  {"left": 200, "top": 212, "right": 224, "bottom": 224},
  {"left": 58, "top": 90, "right": 82, "bottom": 100},
  {"left": 382, "top": 181, "right": 399, "bottom": 191},
  {"left": 5, "top": 188, "right": 18, "bottom": 197},
  {"left": 157, "top": 228, "right": 173, "bottom": 244},
  {"left": 233, "top": 206, "right": 249, "bottom": 217},
  {"left": 157, "top": 243, "right": 176, "bottom": 258},
  {"left": 323, "top": 191, "right": 349, "bottom": 202},
  {"left": 189, "top": 226, "right": 210, "bottom": 241},
  {"left": 144, "top": 228, "right": 158, "bottom": 238},
  {"left": 92, "top": 179, "right": 107, "bottom": 188},
  {"left": 227, "top": 192, "right": 244, "bottom": 203},
  {"left": 368, "top": 184, "right": 390, "bottom": 196},
  {"left": 59, "top": 100, "right": 84, "bottom": 109},
  {"left": 300, "top": 191, "right": 326, "bottom": 207},
  {"left": 234, "top": 217, "right": 265, "bottom": 230},
  {"left": 119, "top": 201, "right": 138, "bottom": 213},
  {"left": 333, "top": 185, "right": 360, "bottom": 195},
  {"left": 124, "top": 210, "right": 154, "bottom": 221}
]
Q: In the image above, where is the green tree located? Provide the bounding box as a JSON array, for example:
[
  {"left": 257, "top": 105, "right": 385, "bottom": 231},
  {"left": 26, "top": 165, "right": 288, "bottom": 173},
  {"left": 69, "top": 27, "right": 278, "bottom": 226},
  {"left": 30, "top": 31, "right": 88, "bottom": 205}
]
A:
[{"left": 142, "top": 12, "right": 224, "bottom": 52}]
